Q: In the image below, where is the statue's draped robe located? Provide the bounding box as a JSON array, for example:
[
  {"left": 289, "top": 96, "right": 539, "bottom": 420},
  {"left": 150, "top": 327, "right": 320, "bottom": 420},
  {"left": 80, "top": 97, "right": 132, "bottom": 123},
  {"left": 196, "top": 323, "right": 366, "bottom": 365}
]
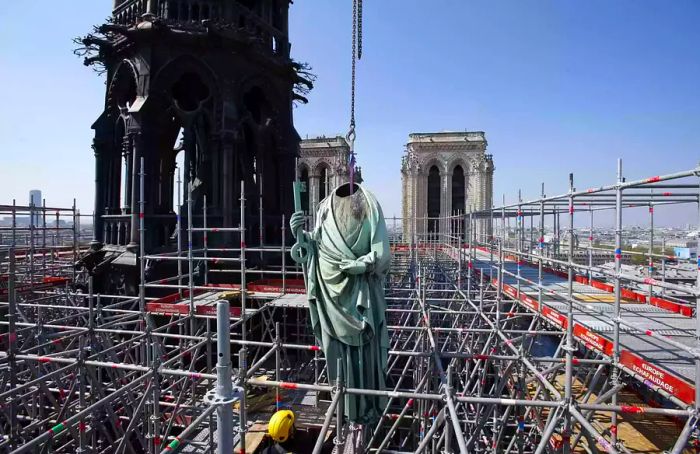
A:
[{"left": 306, "top": 185, "right": 391, "bottom": 424}]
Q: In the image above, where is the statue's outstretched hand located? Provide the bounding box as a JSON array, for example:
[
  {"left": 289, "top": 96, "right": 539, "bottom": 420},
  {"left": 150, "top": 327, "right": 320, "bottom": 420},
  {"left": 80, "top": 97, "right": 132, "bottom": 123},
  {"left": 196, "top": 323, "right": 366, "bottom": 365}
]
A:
[{"left": 289, "top": 211, "right": 306, "bottom": 239}]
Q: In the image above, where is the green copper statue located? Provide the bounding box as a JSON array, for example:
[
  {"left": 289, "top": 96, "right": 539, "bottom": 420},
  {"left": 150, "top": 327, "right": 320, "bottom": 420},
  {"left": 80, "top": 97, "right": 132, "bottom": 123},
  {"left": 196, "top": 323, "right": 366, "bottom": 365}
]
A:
[{"left": 290, "top": 182, "right": 391, "bottom": 424}]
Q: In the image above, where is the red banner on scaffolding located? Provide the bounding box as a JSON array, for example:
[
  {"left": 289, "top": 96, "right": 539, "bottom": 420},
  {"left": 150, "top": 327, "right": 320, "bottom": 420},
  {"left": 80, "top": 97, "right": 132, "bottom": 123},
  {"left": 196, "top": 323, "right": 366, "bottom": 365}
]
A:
[
  {"left": 541, "top": 305, "right": 567, "bottom": 329},
  {"left": 0, "top": 275, "right": 68, "bottom": 297},
  {"left": 573, "top": 323, "right": 614, "bottom": 356},
  {"left": 619, "top": 350, "right": 694, "bottom": 404}
]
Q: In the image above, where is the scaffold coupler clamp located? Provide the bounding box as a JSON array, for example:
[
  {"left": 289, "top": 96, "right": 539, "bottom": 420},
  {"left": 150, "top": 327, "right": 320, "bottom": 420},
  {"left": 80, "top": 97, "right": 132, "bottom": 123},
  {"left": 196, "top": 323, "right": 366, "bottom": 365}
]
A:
[
  {"left": 692, "top": 346, "right": 700, "bottom": 360},
  {"left": 333, "top": 415, "right": 347, "bottom": 447},
  {"left": 561, "top": 344, "right": 577, "bottom": 353},
  {"left": 690, "top": 413, "right": 700, "bottom": 444},
  {"left": 442, "top": 385, "right": 453, "bottom": 403},
  {"left": 204, "top": 384, "right": 243, "bottom": 407}
]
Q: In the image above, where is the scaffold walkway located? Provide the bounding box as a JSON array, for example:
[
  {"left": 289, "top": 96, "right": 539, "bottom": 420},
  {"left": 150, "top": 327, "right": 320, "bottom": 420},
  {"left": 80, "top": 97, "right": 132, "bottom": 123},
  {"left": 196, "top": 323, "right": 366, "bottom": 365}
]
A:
[{"left": 469, "top": 246, "right": 696, "bottom": 406}]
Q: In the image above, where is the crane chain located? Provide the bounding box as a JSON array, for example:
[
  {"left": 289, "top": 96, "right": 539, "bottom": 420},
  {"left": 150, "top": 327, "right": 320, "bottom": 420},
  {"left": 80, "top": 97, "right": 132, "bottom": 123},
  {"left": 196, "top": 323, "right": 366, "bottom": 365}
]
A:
[{"left": 348, "top": 0, "right": 363, "bottom": 192}]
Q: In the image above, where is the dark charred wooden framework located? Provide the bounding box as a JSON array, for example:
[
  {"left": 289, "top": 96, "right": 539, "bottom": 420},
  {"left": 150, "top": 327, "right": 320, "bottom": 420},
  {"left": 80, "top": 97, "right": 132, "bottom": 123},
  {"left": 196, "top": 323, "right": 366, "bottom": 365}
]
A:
[{"left": 83, "top": 0, "right": 301, "bottom": 291}]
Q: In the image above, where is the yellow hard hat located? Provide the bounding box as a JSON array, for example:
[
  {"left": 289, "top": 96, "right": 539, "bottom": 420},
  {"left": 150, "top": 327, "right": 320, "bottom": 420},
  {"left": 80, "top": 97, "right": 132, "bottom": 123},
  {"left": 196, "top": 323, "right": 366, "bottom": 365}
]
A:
[{"left": 268, "top": 410, "right": 295, "bottom": 442}]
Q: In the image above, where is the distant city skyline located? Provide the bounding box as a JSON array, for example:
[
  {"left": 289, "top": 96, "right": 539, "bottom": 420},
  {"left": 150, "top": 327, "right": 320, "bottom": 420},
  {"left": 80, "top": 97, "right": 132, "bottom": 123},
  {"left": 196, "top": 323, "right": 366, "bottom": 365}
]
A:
[{"left": 1, "top": 1, "right": 699, "bottom": 227}]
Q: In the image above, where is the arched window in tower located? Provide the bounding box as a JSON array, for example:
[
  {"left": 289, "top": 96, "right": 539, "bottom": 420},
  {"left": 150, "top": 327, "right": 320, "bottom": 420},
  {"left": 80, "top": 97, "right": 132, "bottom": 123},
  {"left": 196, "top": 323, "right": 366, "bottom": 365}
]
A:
[
  {"left": 111, "top": 68, "right": 136, "bottom": 215},
  {"left": 113, "top": 118, "right": 126, "bottom": 214},
  {"left": 427, "top": 165, "right": 441, "bottom": 234},
  {"left": 172, "top": 128, "right": 185, "bottom": 213},
  {"left": 120, "top": 149, "right": 128, "bottom": 211},
  {"left": 172, "top": 72, "right": 210, "bottom": 113},
  {"left": 319, "top": 166, "right": 329, "bottom": 202},
  {"left": 452, "top": 165, "right": 465, "bottom": 214},
  {"left": 191, "top": 3, "right": 200, "bottom": 21},
  {"left": 300, "top": 167, "right": 310, "bottom": 213},
  {"left": 452, "top": 165, "right": 466, "bottom": 237},
  {"left": 117, "top": 122, "right": 130, "bottom": 213}
]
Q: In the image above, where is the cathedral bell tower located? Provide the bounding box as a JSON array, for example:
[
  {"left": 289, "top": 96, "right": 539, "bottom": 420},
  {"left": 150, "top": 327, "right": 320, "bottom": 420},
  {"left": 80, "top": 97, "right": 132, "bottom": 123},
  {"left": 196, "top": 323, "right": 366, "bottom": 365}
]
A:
[{"left": 81, "top": 0, "right": 303, "bottom": 292}]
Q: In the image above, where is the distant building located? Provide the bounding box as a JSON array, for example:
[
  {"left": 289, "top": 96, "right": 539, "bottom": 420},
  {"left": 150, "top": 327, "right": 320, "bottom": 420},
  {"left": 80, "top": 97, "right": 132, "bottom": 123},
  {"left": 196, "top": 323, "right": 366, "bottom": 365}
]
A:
[
  {"left": 297, "top": 136, "right": 361, "bottom": 221},
  {"left": 29, "top": 190, "right": 42, "bottom": 227},
  {"left": 666, "top": 239, "right": 697, "bottom": 249},
  {"left": 401, "top": 131, "right": 494, "bottom": 241},
  {"left": 551, "top": 250, "right": 632, "bottom": 267},
  {"left": 673, "top": 247, "right": 697, "bottom": 260}
]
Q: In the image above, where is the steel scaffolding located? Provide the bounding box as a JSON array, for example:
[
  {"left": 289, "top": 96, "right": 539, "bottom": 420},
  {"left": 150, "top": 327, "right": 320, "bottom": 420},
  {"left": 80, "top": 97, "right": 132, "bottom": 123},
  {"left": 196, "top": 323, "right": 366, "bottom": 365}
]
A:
[{"left": 1, "top": 161, "right": 699, "bottom": 453}]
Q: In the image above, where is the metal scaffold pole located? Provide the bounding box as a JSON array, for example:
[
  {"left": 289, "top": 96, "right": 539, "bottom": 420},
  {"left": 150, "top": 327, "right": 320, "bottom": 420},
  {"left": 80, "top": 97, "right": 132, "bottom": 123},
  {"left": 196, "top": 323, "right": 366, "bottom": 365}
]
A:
[
  {"left": 215, "top": 299, "right": 234, "bottom": 454},
  {"left": 611, "top": 159, "right": 623, "bottom": 447},
  {"left": 238, "top": 179, "right": 248, "bottom": 453}
]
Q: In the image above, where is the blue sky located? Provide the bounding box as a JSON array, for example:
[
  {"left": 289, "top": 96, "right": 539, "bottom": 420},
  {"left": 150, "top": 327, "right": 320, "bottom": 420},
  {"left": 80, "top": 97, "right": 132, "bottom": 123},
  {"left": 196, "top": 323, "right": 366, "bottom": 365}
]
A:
[{"left": 1, "top": 1, "right": 699, "bottom": 226}]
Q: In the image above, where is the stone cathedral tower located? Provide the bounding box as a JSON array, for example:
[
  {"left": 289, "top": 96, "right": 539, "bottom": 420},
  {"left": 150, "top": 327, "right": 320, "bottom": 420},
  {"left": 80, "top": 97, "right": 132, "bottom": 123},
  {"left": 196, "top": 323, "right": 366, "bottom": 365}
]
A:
[
  {"left": 401, "top": 132, "right": 494, "bottom": 242},
  {"left": 81, "top": 0, "right": 303, "bottom": 292},
  {"left": 297, "top": 136, "right": 362, "bottom": 223}
]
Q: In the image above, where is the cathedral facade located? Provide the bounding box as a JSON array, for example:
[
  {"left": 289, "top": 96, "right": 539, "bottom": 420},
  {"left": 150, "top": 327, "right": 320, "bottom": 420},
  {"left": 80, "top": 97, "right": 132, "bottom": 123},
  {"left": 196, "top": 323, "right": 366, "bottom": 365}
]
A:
[{"left": 401, "top": 131, "right": 494, "bottom": 242}]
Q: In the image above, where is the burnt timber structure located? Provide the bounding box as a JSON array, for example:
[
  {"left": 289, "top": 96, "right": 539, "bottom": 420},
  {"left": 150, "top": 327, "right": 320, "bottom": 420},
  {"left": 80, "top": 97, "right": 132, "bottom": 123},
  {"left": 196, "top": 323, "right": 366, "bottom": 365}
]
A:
[{"left": 85, "top": 0, "right": 301, "bottom": 292}]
